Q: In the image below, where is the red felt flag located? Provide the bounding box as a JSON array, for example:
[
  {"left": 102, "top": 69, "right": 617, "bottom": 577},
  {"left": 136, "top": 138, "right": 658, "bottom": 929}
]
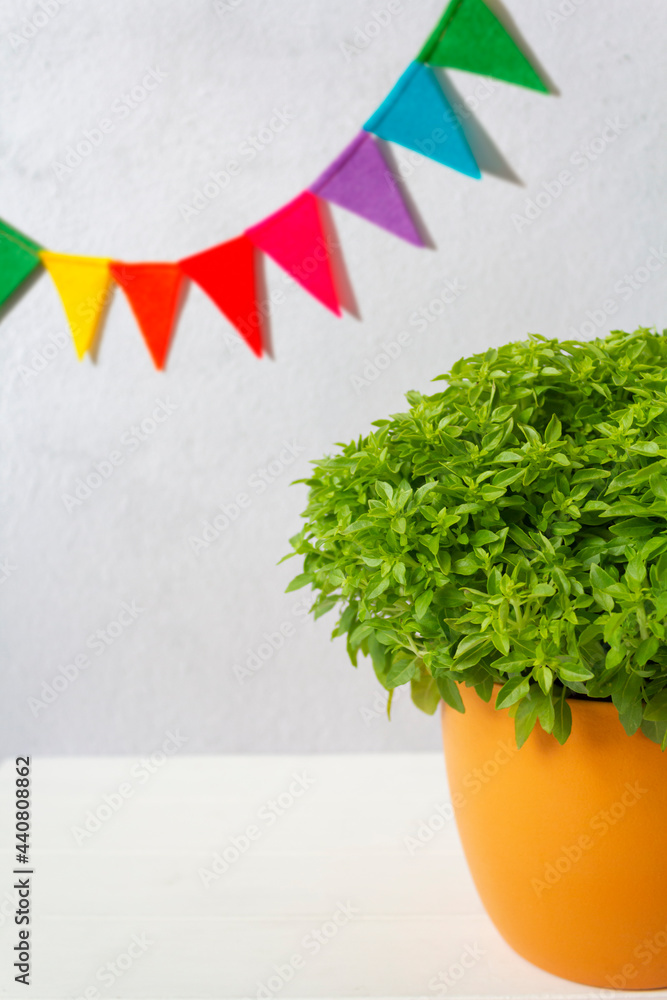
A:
[
  {"left": 246, "top": 192, "right": 341, "bottom": 316},
  {"left": 179, "top": 235, "right": 262, "bottom": 357},
  {"left": 110, "top": 261, "right": 183, "bottom": 369}
]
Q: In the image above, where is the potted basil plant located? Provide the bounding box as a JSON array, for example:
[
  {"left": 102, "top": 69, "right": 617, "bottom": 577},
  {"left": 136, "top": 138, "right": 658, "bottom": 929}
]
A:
[{"left": 284, "top": 327, "right": 667, "bottom": 990}]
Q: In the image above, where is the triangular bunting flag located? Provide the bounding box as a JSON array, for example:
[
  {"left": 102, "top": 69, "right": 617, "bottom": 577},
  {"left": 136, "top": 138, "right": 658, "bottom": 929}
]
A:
[
  {"left": 246, "top": 192, "right": 341, "bottom": 316},
  {"left": 39, "top": 252, "right": 112, "bottom": 359},
  {"left": 417, "top": 0, "right": 548, "bottom": 93},
  {"left": 110, "top": 262, "right": 183, "bottom": 369},
  {"left": 364, "top": 61, "right": 480, "bottom": 179},
  {"left": 179, "top": 235, "right": 263, "bottom": 357},
  {"left": 0, "top": 219, "right": 42, "bottom": 308},
  {"left": 310, "top": 132, "right": 424, "bottom": 246}
]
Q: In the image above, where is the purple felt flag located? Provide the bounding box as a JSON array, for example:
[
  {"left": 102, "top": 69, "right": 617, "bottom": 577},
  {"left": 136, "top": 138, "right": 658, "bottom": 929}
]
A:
[{"left": 310, "top": 132, "right": 424, "bottom": 247}]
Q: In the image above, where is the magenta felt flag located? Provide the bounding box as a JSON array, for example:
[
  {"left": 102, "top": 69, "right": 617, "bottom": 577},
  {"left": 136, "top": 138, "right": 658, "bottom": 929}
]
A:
[
  {"left": 310, "top": 132, "right": 423, "bottom": 247},
  {"left": 246, "top": 192, "right": 341, "bottom": 316}
]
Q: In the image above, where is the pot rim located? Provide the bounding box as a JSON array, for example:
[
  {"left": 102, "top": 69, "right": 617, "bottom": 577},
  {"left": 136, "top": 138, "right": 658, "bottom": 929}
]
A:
[{"left": 478, "top": 680, "right": 614, "bottom": 707}]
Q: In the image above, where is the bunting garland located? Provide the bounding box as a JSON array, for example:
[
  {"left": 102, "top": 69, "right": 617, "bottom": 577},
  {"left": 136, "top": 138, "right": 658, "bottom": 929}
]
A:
[{"left": 0, "top": 0, "right": 550, "bottom": 368}]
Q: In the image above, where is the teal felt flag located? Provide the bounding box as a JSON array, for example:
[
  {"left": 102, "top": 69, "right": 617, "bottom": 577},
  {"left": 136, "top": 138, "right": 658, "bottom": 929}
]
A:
[{"left": 363, "top": 61, "right": 480, "bottom": 179}]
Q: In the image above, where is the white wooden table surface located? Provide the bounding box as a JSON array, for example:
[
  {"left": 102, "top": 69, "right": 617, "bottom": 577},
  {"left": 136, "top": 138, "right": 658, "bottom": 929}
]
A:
[{"left": 0, "top": 754, "right": 662, "bottom": 1000}]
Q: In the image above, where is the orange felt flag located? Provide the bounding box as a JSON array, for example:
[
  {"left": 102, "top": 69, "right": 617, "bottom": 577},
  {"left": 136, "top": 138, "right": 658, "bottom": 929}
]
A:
[
  {"left": 110, "top": 262, "right": 183, "bottom": 369},
  {"left": 179, "top": 235, "right": 263, "bottom": 357}
]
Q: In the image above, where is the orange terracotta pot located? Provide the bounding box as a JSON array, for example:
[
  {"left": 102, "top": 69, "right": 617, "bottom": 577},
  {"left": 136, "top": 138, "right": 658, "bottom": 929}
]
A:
[{"left": 441, "top": 683, "right": 667, "bottom": 990}]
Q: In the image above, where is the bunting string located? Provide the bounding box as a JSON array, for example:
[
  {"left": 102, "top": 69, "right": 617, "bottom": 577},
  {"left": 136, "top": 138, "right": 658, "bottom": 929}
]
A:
[{"left": 0, "top": 0, "right": 550, "bottom": 369}]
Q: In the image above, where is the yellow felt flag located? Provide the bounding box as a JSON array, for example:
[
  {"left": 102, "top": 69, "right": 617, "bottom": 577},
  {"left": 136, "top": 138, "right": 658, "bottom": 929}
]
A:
[{"left": 40, "top": 251, "right": 112, "bottom": 359}]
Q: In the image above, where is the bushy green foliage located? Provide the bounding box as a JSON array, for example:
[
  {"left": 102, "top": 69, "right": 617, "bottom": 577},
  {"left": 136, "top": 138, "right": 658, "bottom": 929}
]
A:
[{"left": 285, "top": 328, "right": 667, "bottom": 747}]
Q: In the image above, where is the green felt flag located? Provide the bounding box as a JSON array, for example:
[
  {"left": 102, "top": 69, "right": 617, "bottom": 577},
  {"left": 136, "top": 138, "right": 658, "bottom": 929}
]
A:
[
  {"left": 0, "top": 219, "right": 42, "bottom": 308},
  {"left": 417, "top": 0, "right": 548, "bottom": 93}
]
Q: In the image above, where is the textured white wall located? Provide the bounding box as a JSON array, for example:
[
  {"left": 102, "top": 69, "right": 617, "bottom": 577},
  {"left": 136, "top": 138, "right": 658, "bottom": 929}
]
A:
[{"left": 0, "top": 0, "right": 665, "bottom": 754}]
